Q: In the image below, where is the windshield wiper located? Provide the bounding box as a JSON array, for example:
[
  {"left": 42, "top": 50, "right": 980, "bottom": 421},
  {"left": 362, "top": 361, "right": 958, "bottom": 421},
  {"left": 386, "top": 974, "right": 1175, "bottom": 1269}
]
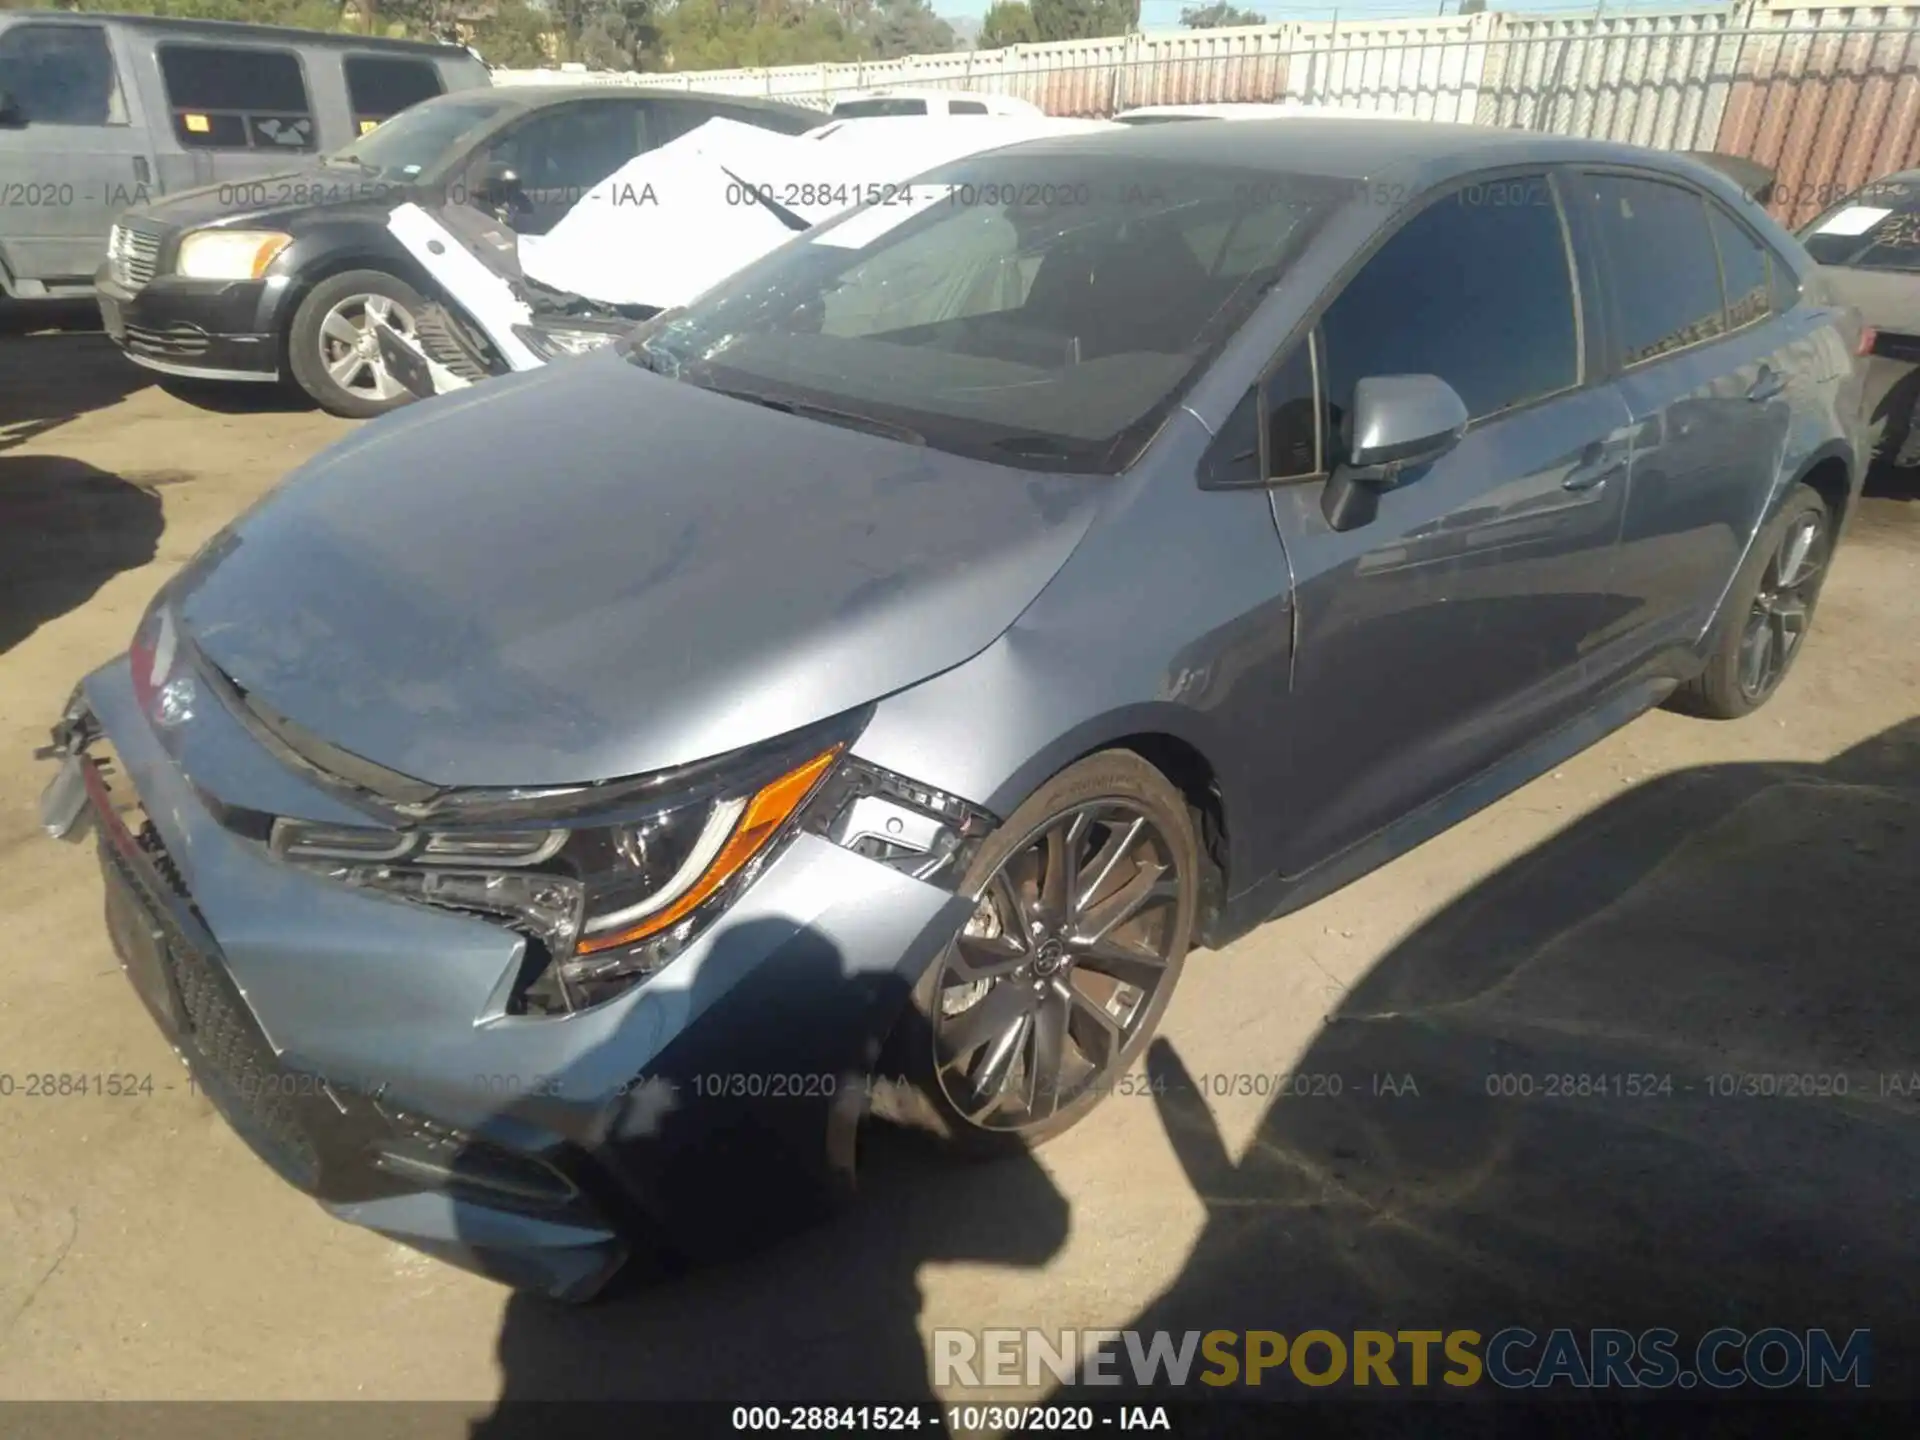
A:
[{"left": 702, "top": 383, "right": 926, "bottom": 446}]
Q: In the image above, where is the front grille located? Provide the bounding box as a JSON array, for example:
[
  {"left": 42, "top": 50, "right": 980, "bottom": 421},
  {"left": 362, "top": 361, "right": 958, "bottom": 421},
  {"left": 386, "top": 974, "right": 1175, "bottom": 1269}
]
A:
[
  {"left": 107, "top": 221, "right": 164, "bottom": 290},
  {"left": 123, "top": 323, "right": 210, "bottom": 358}
]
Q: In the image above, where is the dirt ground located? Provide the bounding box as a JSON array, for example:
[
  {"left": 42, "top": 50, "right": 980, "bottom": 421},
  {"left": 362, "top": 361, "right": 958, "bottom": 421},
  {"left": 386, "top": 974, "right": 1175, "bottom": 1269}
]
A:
[{"left": 2, "top": 303, "right": 1918, "bottom": 1422}]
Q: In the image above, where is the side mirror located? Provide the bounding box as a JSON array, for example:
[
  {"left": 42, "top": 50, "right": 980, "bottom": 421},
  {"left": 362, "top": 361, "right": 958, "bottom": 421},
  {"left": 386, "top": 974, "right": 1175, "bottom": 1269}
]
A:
[{"left": 1322, "top": 373, "right": 1467, "bottom": 531}]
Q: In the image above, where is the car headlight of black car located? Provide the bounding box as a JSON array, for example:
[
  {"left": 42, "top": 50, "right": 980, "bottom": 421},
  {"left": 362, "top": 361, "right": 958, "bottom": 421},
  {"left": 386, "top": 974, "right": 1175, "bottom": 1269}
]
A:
[
  {"left": 510, "top": 323, "right": 624, "bottom": 362},
  {"left": 268, "top": 717, "right": 858, "bottom": 1015}
]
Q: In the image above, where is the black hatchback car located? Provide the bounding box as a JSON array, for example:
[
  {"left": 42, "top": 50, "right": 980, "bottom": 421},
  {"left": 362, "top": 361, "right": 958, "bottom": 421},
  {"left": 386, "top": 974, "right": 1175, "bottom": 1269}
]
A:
[{"left": 95, "top": 84, "right": 819, "bottom": 415}]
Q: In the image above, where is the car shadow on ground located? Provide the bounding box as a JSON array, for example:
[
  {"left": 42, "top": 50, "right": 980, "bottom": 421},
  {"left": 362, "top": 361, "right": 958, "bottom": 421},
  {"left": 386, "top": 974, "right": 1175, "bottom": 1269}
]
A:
[
  {"left": 1068, "top": 717, "right": 1920, "bottom": 1428},
  {"left": 463, "top": 722, "right": 1919, "bottom": 1433},
  {"left": 1, "top": 312, "right": 166, "bottom": 654}
]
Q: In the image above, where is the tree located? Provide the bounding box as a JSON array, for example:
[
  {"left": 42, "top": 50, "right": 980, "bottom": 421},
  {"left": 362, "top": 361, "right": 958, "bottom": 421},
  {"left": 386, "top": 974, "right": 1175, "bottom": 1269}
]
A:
[
  {"left": 1179, "top": 1, "right": 1264, "bottom": 26},
  {"left": 861, "top": 0, "right": 955, "bottom": 59},
  {"left": 1030, "top": 0, "right": 1134, "bottom": 42},
  {"left": 469, "top": 0, "right": 555, "bottom": 65},
  {"left": 655, "top": 0, "right": 866, "bottom": 70},
  {"left": 978, "top": 0, "right": 1037, "bottom": 47}
]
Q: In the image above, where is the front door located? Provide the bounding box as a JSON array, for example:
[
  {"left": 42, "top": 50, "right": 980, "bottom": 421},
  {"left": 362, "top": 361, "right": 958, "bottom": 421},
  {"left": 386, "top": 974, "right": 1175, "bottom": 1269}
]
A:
[
  {"left": 0, "top": 20, "right": 152, "bottom": 286},
  {"left": 1267, "top": 173, "right": 1636, "bottom": 876}
]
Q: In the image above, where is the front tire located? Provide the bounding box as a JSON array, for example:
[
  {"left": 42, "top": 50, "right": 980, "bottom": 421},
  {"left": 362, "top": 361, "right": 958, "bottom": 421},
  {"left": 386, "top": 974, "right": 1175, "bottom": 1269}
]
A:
[
  {"left": 873, "top": 750, "right": 1199, "bottom": 1157},
  {"left": 1669, "top": 482, "right": 1832, "bottom": 720},
  {"left": 286, "top": 269, "right": 425, "bottom": 419}
]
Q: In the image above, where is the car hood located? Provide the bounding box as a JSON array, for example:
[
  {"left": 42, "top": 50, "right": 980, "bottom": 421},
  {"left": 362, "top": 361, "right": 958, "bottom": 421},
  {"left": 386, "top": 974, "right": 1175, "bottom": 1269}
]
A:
[
  {"left": 170, "top": 350, "right": 1104, "bottom": 789},
  {"left": 129, "top": 161, "right": 407, "bottom": 230}
]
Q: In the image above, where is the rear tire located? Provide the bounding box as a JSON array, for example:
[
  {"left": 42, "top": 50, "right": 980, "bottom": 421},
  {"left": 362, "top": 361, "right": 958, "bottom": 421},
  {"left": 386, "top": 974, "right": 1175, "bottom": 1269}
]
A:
[
  {"left": 1669, "top": 483, "right": 1832, "bottom": 720},
  {"left": 286, "top": 269, "right": 426, "bottom": 419},
  {"left": 870, "top": 750, "right": 1199, "bottom": 1159}
]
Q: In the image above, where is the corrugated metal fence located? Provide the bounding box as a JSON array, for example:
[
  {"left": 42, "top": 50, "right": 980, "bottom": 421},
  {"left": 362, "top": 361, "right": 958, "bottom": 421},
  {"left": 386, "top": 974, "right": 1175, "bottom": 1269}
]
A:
[{"left": 495, "top": 2, "right": 1920, "bottom": 226}]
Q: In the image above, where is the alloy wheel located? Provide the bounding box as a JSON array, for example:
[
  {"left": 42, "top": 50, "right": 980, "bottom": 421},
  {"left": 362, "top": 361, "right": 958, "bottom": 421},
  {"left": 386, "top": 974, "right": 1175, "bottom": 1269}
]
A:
[
  {"left": 317, "top": 293, "right": 416, "bottom": 403},
  {"left": 931, "top": 801, "right": 1185, "bottom": 1133},
  {"left": 1738, "top": 508, "right": 1828, "bottom": 702}
]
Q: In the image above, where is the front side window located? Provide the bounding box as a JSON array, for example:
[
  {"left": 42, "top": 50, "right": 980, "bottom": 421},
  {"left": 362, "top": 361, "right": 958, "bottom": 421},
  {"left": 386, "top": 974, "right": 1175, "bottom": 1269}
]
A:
[
  {"left": 344, "top": 55, "right": 443, "bottom": 137},
  {"left": 1319, "top": 174, "right": 1579, "bottom": 438},
  {"left": 158, "top": 43, "right": 314, "bottom": 151},
  {"left": 1581, "top": 173, "right": 1727, "bottom": 367},
  {"left": 631, "top": 156, "right": 1347, "bottom": 473},
  {"left": 486, "top": 102, "right": 645, "bottom": 192},
  {"left": 0, "top": 23, "right": 126, "bottom": 127}
]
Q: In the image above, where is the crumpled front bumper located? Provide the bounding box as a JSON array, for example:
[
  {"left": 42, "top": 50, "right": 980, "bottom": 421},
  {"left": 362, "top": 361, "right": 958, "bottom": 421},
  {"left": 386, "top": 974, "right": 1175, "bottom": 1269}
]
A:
[{"left": 44, "top": 655, "right": 972, "bottom": 1300}]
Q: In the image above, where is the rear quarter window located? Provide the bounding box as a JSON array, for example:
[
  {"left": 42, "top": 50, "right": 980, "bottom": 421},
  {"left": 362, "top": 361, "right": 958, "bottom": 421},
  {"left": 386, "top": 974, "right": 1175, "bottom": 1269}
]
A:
[
  {"left": 157, "top": 42, "right": 314, "bottom": 151},
  {"left": 344, "top": 55, "right": 444, "bottom": 137}
]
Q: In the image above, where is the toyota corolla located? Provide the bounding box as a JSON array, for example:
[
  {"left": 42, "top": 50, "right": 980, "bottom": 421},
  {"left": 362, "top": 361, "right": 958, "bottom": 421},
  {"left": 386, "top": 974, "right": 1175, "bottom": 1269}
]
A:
[{"left": 38, "top": 119, "right": 1867, "bottom": 1302}]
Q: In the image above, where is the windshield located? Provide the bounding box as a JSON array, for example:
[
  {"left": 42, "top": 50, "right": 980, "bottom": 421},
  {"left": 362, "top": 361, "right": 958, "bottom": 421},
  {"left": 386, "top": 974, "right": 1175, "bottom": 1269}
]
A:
[
  {"left": 327, "top": 95, "right": 514, "bottom": 179},
  {"left": 1798, "top": 175, "right": 1920, "bottom": 271},
  {"left": 629, "top": 152, "right": 1344, "bottom": 472}
]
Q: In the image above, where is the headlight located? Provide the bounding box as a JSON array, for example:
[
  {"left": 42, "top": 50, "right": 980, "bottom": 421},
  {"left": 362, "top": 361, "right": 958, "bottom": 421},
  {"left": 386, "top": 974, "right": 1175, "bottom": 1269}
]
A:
[
  {"left": 268, "top": 720, "right": 856, "bottom": 1014},
  {"left": 175, "top": 229, "right": 293, "bottom": 280},
  {"left": 511, "top": 323, "right": 623, "bottom": 362}
]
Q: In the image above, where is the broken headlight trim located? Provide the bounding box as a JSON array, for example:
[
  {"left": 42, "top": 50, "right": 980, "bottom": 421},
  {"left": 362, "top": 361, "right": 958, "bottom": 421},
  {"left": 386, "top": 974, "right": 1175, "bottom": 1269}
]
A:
[
  {"left": 799, "top": 757, "right": 998, "bottom": 887},
  {"left": 267, "top": 719, "right": 861, "bottom": 1014}
]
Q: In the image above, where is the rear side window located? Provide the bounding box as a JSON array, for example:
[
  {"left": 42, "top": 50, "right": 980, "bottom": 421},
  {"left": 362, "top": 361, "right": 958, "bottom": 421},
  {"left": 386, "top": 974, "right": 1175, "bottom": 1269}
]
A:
[
  {"left": 951, "top": 99, "right": 989, "bottom": 115},
  {"left": 157, "top": 43, "right": 314, "bottom": 151},
  {"left": 1319, "top": 175, "right": 1579, "bottom": 429},
  {"left": 1708, "top": 203, "right": 1772, "bottom": 330},
  {"left": 1582, "top": 173, "right": 1726, "bottom": 366},
  {"left": 344, "top": 55, "right": 443, "bottom": 137},
  {"left": 834, "top": 97, "right": 928, "bottom": 117},
  {"left": 0, "top": 22, "right": 128, "bottom": 126}
]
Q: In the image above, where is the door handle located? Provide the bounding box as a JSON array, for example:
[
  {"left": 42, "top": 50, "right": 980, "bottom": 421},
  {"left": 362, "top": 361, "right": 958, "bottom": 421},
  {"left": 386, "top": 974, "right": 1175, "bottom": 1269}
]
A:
[
  {"left": 1747, "top": 365, "right": 1788, "bottom": 402},
  {"left": 1563, "top": 441, "right": 1624, "bottom": 492},
  {"left": 132, "top": 156, "right": 149, "bottom": 184}
]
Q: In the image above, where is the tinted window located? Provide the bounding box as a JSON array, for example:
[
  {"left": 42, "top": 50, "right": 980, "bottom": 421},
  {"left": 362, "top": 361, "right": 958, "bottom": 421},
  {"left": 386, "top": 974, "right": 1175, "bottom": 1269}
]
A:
[
  {"left": 834, "top": 98, "right": 928, "bottom": 117},
  {"left": 1583, "top": 174, "right": 1726, "bottom": 365},
  {"left": 344, "top": 55, "right": 443, "bottom": 136},
  {"left": 951, "top": 99, "right": 989, "bottom": 115},
  {"left": 1709, "top": 203, "right": 1771, "bottom": 330},
  {"left": 158, "top": 43, "right": 313, "bottom": 151},
  {"left": 1319, "top": 175, "right": 1577, "bottom": 431},
  {"left": 632, "top": 156, "right": 1345, "bottom": 473},
  {"left": 0, "top": 23, "right": 125, "bottom": 126},
  {"left": 486, "top": 102, "right": 645, "bottom": 192}
]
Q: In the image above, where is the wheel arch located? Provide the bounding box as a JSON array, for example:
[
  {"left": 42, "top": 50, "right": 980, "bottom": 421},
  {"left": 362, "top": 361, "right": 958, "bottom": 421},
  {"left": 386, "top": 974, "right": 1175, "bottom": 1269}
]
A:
[{"left": 273, "top": 248, "right": 440, "bottom": 369}]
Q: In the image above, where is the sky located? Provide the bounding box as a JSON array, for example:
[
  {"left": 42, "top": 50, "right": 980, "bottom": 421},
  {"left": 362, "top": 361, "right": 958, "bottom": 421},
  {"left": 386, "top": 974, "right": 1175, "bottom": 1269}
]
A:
[{"left": 937, "top": 0, "right": 1727, "bottom": 29}]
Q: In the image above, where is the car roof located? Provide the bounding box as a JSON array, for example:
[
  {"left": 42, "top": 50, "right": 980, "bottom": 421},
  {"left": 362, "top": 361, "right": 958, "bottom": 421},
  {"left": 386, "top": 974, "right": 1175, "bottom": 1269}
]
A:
[
  {"left": 484, "top": 84, "right": 816, "bottom": 120},
  {"left": 985, "top": 116, "right": 1743, "bottom": 191},
  {"left": 7, "top": 8, "right": 471, "bottom": 55}
]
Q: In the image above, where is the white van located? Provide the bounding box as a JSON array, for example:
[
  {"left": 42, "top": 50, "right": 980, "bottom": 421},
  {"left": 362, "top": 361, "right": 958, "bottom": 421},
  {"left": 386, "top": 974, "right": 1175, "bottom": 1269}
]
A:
[{"left": 828, "top": 89, "right": 1041, "bottom": 119}]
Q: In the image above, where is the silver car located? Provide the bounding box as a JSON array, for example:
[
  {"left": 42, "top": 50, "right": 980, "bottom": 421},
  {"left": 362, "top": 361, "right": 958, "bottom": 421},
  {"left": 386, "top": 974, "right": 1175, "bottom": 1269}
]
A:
[{"left": 38, "top": 119, "right": 1869, "bottom": 1302}]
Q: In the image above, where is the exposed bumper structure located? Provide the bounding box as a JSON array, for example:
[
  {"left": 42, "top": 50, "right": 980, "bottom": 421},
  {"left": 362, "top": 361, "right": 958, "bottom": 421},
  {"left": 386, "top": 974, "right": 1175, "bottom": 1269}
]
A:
[{"left": 45, "top": 656, "right": 974, "bottom": 1299}]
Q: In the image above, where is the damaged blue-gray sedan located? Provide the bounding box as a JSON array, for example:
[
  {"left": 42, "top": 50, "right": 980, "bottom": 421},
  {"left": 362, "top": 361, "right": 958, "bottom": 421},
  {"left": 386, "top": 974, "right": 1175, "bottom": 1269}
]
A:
[{"left": 38, "top": 119, "right": 1869, "bottom": 1302}]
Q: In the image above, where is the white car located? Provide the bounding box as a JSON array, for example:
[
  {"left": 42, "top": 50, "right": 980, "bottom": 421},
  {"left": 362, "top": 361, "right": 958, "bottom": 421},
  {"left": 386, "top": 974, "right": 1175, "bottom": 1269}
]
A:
[
  {"left": 372, "top": 113, "right": 1116, "bottom": 398},
  {"left": 1112, "top": 101, "right": 1428, "bottom": 124},
  {"left": 829, "top": 88, "right": 1042, "bottom": 119}
]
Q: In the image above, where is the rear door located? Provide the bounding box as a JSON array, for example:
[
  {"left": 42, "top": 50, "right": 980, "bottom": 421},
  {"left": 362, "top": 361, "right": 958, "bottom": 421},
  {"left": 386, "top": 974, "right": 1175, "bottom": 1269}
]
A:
[
  {"left": 1569, "top": 170, "right": 1798, "bottom": 662},
  {"left": 0, "top": 17, "right": 152, "bottom": 286},
  {"left": 1260, "top": 172, "right": 1638, "bottom": 874}
]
